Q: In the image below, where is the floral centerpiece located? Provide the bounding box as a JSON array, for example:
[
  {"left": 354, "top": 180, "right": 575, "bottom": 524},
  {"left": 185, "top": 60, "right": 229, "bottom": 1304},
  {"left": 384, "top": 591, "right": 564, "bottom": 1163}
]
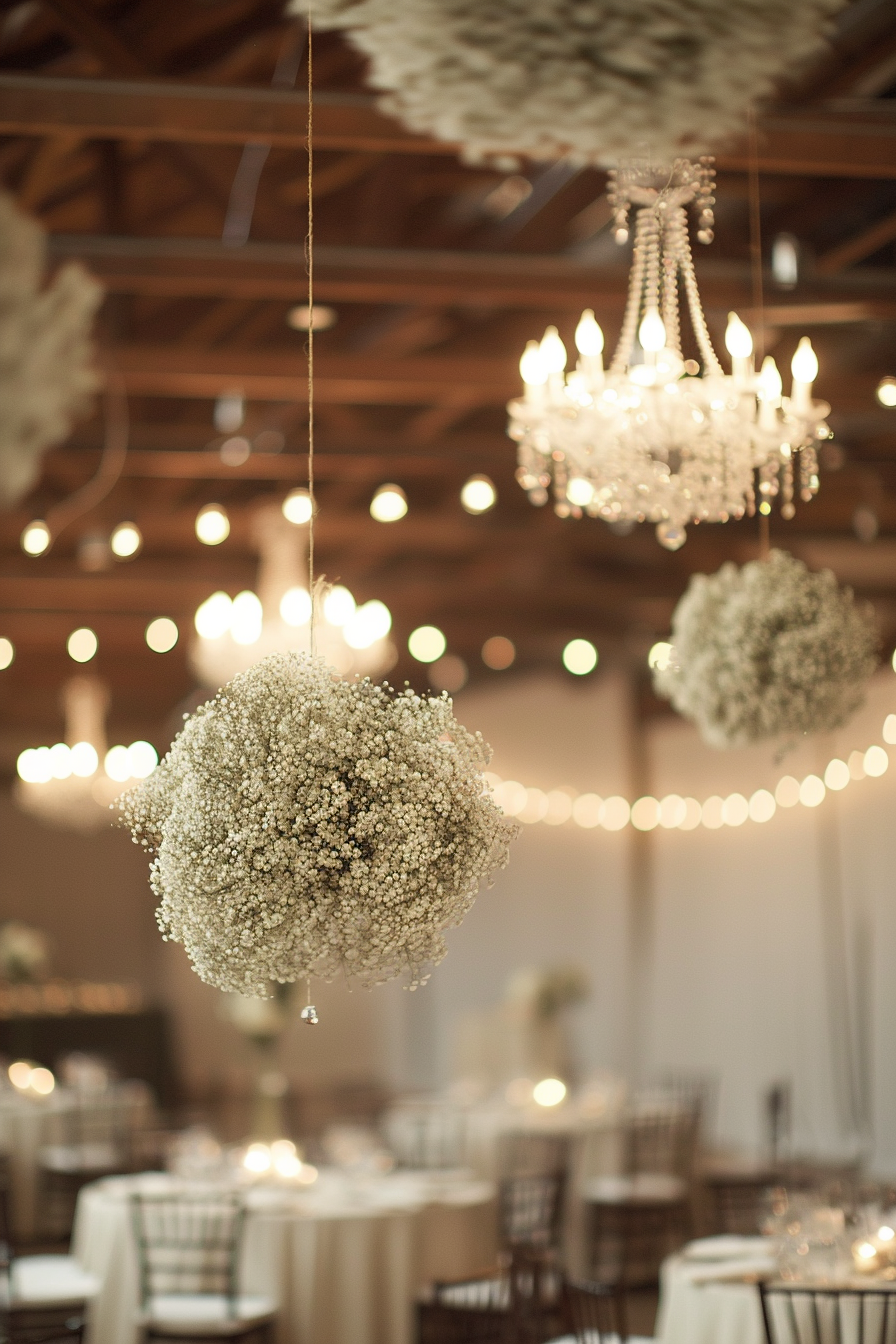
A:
[
  {"left": 0, "top": 922, "right": 50, "bottom": 984},
  {"left": 119, "top": 653, "right": 517, "bottom": 997},
  {"left": 505, "top": 964, "right": 590, "bottom": 1084},
  {"left": 653, "top": 549, "right": 877, "bottom": 749}
]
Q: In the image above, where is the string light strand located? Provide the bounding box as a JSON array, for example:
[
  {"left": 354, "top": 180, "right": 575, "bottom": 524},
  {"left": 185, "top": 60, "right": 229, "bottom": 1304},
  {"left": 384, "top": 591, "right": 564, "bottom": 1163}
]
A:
[{"left": 484, "top": 715, "right": 896, "bottom": 832}]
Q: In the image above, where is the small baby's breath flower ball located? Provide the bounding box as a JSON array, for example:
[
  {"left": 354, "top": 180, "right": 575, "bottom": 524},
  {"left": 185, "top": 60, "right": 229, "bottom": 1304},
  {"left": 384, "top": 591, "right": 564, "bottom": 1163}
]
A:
[
  {"left": 653, "top": 550, "right": 878, "bottom": 750},
  {"left": 119, "top": 654, "right": 517, "bottom": 996},
  {"left": 299, "top": 0, "right": 843, "bottom": 166}
]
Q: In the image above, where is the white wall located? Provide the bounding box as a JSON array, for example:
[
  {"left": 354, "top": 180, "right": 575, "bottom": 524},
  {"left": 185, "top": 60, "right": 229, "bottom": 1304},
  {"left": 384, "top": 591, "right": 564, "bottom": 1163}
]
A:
[
  {"left": 644, "top": 672, "right": 896, "bottom": 1170},
  {"left": 397, "top": 669, "right": 636, "bottom": 1090}
]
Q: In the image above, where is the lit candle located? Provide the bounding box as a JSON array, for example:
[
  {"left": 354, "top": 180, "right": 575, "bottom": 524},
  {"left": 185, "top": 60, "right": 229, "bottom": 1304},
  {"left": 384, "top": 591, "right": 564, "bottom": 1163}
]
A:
[
  {"left": 520, "top": 340, "right": 548, "bottom": 407},
  {"left": 725, "top": 312, "right": 754, "bottom": 385},
  {"left": 853, "top": 1238, "right": 883, "bottom": 1274},
  {"left": 758, "top": 356, "right": 783, "bottom": 431},
  {"left": 790, "top": 337, "right": 818, "bottom": 415},
  {"left": 575, "top": 309, "right": 605, "bottom": 389}
]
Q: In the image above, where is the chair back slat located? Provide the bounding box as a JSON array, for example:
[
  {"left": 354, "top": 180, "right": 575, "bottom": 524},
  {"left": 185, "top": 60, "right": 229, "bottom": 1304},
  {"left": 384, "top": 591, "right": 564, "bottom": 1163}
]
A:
[
  {"left": 419, "top": 1250, "right": 565, "bottom": 1344},
  {"left": 624, "top": 1107, "right": 698, "bottom": 1179},
  {"left": 759, "top": 1285, "right": 896, "bottom": 1344},
  {"left": 383, "top": 1104, "right": 466, "bottom": 1171},
  {"left": 130, "top": 1193, "right": 245, "bottom": 1309},
  {"left": 564, "top": 1279, "right": 626, "bottom": 1344}
]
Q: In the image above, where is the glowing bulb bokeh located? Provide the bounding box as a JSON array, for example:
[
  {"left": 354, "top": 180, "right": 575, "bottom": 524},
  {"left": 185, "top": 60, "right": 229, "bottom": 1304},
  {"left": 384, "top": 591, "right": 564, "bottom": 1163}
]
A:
[
  {"left": 562, "top": 639, "right": 598, "bottom": 675},
  {"left": 21, "top": 520, "right": 50, "bottom": 556},
  {"left": 460, "top": 475, "right": 497, "bottom": 515},
  {"left": 67, "top": 628, "right": 98, "bottom": 664},
  {"left": 370, "top": 484, "right": 408, "bottom": 523},
  {"left": 110, "top": 522, "right": 142, "bottom": 558},
  {"left": 282, "top": 488, "right": 313, "bottom": 525},
  {"left": 408, "top": 625, "right": 447, "bottom": 663},
  {"left": 145, "top": 618, "right": 179, "bottom": 654},
  {"left": 280, "top": 587, "right": 312, "bottom": 627},
  {"left": 533, "top": 1078, "right": 567, "bottom": 1107},
  {"left": 195, "top": 504, "right": 230, "bottom": 546}
]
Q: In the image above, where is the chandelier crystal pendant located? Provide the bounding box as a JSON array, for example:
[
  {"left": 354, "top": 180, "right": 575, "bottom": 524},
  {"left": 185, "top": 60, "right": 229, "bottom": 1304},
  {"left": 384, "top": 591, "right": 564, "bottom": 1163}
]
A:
[{"left": 507, "top": 158, "right": 831, "bottom": 550}]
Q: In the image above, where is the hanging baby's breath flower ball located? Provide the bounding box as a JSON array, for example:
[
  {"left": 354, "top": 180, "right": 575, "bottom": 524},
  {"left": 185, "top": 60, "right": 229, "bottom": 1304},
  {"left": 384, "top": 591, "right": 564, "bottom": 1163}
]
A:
[
  {"left": 0, "top": 193, "right": 102, "bottom": 506},
  {"left": 119, "top": 653, "right": 517, "bottom": 996},
  {"left": 298, "top": 0, "right": 843, "bottom": 166},
  {"left": 653, "top": 550, "right": 877, "bottom": 750}
]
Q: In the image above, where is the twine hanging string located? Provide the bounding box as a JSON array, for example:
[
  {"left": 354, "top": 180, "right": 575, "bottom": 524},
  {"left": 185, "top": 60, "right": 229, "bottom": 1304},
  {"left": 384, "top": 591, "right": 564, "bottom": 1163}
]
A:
[
  {"left": 305, "top": 7, "right": 317, "bottom": 655},
  {"left": 747, "top": 104, "right": 770, "bottom": 561},
  {"left": 302, "top": 8, "right": 318, "bottom": 1024}
]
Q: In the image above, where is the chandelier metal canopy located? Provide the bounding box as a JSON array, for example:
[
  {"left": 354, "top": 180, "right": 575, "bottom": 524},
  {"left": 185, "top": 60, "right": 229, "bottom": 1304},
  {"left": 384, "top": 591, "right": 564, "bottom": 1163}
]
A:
[{"left": 507, "top": 159, "right": 831, "bottom": 550}]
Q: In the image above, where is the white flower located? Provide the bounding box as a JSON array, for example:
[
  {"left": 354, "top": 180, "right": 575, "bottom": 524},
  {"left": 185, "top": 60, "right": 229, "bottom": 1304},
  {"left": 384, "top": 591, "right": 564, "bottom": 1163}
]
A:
[
  {"left": 0, "top": 194, "right": 102, "bottom": 506},
  {"left": 653, "top": 550, "right": 877, "bottom": 749},
  {"left": 119, "top": 654, "right": 517, "bottom": 996},
  {"left": 300, "top": 0, "right": 844, "bottom": 166}
]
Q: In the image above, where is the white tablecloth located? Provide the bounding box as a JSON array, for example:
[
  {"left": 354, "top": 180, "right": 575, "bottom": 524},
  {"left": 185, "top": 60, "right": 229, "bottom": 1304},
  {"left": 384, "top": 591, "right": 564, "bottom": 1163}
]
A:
[
  {"left": 0, "top": 1084, "right": 152, "bottom": 1239},
  {"left": 72, "top": 1170, "right": 497, "bottom": 1344},
  {"left": 657, "top": 1248, "right": 775, "bottom": 1344}
]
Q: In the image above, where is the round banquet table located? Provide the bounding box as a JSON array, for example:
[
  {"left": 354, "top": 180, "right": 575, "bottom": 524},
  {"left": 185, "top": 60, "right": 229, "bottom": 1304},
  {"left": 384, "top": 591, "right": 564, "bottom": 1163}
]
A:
[
  {"left": 0, "top": 1083, "right": 153, "bottom": 1240},
  {"left": 72, "top": 1170, "right": 497, "bottom": 1344},
  {"left": 383, "top": 1095, "right": 626, "bottom": 1276},
  {"left": 657, "top": 1242, "right": 779, "bottom": 1344}
]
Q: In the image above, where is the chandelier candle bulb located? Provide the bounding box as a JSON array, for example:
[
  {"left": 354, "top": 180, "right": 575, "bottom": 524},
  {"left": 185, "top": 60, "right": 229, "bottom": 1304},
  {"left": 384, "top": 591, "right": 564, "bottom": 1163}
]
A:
[
  {"left": 638, "top": 308, "right": 666, "bottom": 357},
  {"left": 540, "top": 327, "right": 568, "bottom": 403},
  {"left": 725, "top": 313, "right": 754, "bottom": 384},
  {"left": 520, "top": 341, "right": 548, "bottom": 406},
  {"left": 575, "top": 310, "right": 605, "bottom": 384},
  {"left": 790, "top": 337, "right": 818, "bottom": 415},
  {"left": 758, "top": 357, "right": 784, "bottom": 431}
]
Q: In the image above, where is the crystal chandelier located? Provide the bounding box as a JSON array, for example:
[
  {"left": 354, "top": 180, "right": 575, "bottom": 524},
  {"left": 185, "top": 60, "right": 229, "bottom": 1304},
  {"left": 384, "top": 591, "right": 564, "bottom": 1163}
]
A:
[
  {"left": 508, "top": 159, "right": 831, "bottom": 550},
  {"left": 190, "top": 503, "right": 396, "bottom": 689},
  {"left": 15, "top": 676, "right": 157, "bottom": 831}
]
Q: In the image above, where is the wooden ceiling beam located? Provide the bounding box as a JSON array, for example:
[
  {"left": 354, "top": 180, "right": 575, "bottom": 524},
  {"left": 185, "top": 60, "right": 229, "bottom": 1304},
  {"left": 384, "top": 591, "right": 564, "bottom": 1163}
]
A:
[
  {"left": 109, "top": 344, "right": 520, "bottom": 403},
  {"left": 0, "top": 74, "right": 445, "bottom": 154},
  {"left": 42, "top": 448, "right": 506, "bottom": 481},
  {"left": 41, "top": 0, "right": 147, "bottom": 77},
  {"left": 50, "top": 234, "right": 638, "bottom": 308},
  {"left": 3, "top": 76, "right": 896, "bottom": 176},
  {"left": 99, "top": 344, "right": 889, "bottom": 411},
  {"left": 816, "top": 208, "right": 896, "bottom": 274},
  {"left": 50, "top": 236, "right": 896, "bottom": 316}
]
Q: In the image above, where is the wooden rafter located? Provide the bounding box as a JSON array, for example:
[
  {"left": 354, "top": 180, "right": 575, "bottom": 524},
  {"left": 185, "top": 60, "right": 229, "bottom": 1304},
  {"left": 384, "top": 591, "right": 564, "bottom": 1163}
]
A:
[{"left": 1, "top": 76, "right": 896, "bottom": 176}]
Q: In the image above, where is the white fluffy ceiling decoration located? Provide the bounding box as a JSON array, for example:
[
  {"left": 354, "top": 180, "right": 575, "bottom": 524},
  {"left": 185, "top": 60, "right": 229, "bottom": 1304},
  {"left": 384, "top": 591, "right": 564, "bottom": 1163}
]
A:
[
  {"left": 0, "top": 194, "right": 103, "bottom": 508},
  {"left": 652, "top": 550, "right": 878, "bottom": 751},
  {"left": 297, "top": 0, "right": 844, "bottom": 166}
]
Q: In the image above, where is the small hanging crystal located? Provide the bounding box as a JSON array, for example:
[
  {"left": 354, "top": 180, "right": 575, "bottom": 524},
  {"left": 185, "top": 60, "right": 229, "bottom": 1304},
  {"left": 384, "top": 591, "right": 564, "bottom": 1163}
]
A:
[
  {"left": 300, "top": 1004, "right": 319, "bottom": 1025},
  {"left": 656, "top": 522, "right": 687, "bottom": 551}
]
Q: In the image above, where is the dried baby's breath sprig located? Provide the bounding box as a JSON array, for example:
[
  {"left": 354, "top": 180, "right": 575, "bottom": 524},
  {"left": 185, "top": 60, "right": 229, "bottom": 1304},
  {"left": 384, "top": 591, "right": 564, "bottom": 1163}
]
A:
[
  {"left": 653, "top": 549, "right": 878, "bottom": 750},
  {"left": 119, "top": 653, "right": 517, "bottom": 996}
]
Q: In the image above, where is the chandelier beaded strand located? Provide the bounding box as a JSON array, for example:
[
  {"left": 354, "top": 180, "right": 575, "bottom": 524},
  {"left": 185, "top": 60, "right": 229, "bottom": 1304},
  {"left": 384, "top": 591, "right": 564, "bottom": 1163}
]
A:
[{"left": 508, "top": 159, "right": 832, "bottom": 550}]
